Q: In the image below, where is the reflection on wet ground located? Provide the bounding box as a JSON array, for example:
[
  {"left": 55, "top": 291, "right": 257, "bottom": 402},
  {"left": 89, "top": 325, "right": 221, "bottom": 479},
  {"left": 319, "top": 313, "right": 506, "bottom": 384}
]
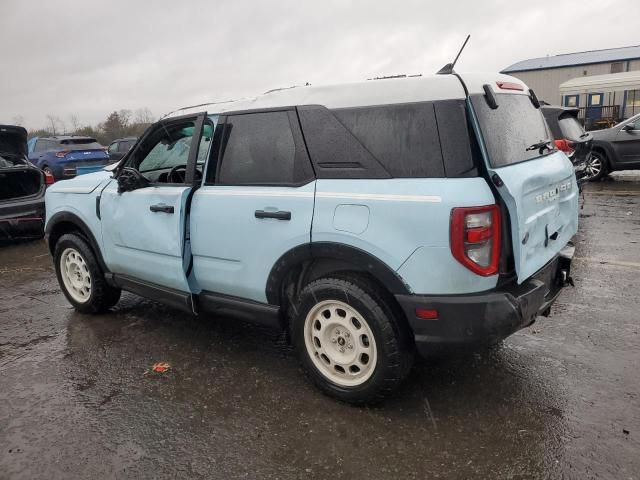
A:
[{"left": 1, "top": 173, "right": 638, "bottom": 479}]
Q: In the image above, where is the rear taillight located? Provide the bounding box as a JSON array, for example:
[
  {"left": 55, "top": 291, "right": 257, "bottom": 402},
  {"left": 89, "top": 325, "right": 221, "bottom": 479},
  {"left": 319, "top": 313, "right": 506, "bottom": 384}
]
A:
[
  {"left": 450, "top": 205, "right": 501, "bottom": 276},
  {"left": 55, "top": 150, "right": 70, "bottom": 158},
  {"left": 554, "top": 139, "right": 574, "bottom": 153},
  {"left": 44, "top": 172, "right": 55, "bottom": 185}
]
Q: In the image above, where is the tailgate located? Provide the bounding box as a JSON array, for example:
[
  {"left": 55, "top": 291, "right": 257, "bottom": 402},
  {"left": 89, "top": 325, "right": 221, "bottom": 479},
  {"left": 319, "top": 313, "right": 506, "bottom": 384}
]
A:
[
  {"left": 468, "top": 82, "right": 579, "bottom": 283},
  {"left": 490, "top": 153, "right": 578, "bottom": 281}
]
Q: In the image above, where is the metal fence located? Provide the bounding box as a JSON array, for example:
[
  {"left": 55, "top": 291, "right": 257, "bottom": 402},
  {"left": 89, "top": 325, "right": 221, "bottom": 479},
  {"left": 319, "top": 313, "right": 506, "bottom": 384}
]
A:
[{"left": 577, "top": 105, "right": 620, "bottom": 130}]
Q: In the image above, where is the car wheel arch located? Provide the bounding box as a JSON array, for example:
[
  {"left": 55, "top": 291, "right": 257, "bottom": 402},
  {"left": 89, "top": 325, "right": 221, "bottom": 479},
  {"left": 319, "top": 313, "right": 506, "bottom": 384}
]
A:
[
  {"left": 266, "top": 242, "right": 412, "bottom": 327},
  {"left": 46, "top": 212, "right": 109, "bottom": 274},
  {"left": 591, "top": 142, "right": 615, "bottom": 169}
]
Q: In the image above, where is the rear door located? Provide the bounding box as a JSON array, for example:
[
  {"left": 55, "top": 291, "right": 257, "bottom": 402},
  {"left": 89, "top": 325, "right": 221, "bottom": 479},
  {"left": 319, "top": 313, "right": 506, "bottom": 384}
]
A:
[
  {"left": 189, "top": 109, "right": 316, "bottom": 303},
  {"left": 469, "top": 83, "right": 579, "bottom": 283}
]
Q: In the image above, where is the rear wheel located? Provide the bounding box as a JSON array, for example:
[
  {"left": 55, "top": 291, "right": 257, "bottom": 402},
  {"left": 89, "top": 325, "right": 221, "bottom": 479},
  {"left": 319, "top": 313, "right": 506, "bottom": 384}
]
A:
[
  {"left": 291, "top": 276, "right": 413, "bottom": 404},
  {"left": 54, "top": 233, "right": 121, "bottom": 313},
  {"left": 586, "top": 151, "right": 608, "bottom": 181}
]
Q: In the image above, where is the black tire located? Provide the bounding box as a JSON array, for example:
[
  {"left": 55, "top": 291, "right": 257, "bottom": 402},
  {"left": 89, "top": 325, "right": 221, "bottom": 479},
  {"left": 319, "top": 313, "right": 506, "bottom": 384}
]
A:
[
  {"left": 290, "top": 275, "right": 414, "bottom": 404},
  {"left": 586, "top": 151, "right": 609, "bottom": 181},
  {"left": 54, "top": 233, "right": 121, "bottom": 313}
]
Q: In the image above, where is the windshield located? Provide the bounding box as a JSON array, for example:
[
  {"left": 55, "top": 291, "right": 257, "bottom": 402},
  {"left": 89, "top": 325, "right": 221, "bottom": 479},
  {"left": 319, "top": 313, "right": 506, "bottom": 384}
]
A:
[
  {"left": 613, "top": 112, "right": 640, "bottom": 129},
  {"left": 471, "top": 93, "right": 552, "bottom": 167},
  {"left": 558, "top": 114, "right": 587, "bottom": 141}
]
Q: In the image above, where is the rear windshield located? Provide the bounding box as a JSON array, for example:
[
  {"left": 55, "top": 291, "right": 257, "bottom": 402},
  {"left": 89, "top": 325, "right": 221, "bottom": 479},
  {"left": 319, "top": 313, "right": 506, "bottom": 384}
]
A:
[
  {"left": 558, "top": 114, "right": 586, "bottom": 141},
  {"left": 66, "top": 142, "right": 104, "bottom": 150},
  {"left": 471, "top": 93, "right": 552, "bottom": 167}
]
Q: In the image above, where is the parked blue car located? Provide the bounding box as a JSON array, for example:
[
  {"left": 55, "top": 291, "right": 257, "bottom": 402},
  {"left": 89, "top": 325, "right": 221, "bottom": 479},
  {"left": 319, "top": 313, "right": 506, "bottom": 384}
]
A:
[
  {"left": 27, "top": 136, "right": 110, "bottom": 181},
  {"left": 44, "top": 72, "right": 579, "bottom": 403}
]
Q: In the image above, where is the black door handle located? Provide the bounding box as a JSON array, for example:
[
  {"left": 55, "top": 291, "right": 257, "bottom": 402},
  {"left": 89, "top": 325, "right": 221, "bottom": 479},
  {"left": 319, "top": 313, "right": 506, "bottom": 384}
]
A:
[
  {"left": 255, "top": 210, "right": 291, "bottom": 220},
  {"left": 150, "top": 203, "right": 174, "bottom": 214}
]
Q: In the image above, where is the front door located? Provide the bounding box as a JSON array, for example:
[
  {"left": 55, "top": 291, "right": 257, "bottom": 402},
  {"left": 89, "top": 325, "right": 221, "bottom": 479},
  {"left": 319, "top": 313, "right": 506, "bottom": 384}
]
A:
[
  {"left": 99, "top": 113, "right": 206, "bottom": 293},
  {"left": 613, "top": 117, "right": 640, "bottom": 167}
]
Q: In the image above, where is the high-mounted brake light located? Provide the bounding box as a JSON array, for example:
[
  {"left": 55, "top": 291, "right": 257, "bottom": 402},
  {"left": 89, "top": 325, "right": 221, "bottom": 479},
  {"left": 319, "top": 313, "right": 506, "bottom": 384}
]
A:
[
  {"left": 496, "top": 81, "right": 524, "bottom": 91},
  {"left": 450, "top": 205, "right": 501, "bottom": 276},
  {"left": 55, "top": 150, "right": 70, "bottom": 158},
  {"left": 554, "top": 139, "right": 574, "bottom": 153}
]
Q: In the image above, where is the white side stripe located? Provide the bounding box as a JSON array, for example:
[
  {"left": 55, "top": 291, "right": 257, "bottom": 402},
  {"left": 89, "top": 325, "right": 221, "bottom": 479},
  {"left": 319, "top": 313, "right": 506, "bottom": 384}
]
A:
[
  {"left": 316, "top": 192, "right": 441, "bottom": 203},
  {"left": 198, "top": 190, "right": 314, "bottom": 198},
  {"left": 197, "top": 189, "right": 441, "bottom": 203}
]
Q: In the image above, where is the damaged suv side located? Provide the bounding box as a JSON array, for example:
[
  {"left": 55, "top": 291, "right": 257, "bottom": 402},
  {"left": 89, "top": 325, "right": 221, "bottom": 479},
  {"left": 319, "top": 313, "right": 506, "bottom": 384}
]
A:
[
  {"left": 45, "top": 73, "right": 578, "bottom": 403},
  {"left": 0, "top": 125, "right": 47, "bottom": 240}
]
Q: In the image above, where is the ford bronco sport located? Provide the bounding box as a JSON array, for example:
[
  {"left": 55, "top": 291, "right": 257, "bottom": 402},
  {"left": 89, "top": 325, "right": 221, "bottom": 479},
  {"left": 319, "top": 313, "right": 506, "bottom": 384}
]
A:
[{"left": 45, "top": 73, "right": 578, "bottom": 403}]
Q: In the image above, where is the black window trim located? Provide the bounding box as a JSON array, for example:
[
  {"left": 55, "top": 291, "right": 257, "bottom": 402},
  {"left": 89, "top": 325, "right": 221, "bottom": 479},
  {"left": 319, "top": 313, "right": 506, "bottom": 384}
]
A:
[
  {"left": 207, "top": 106, "right": 315, "bottom": 188},
  {"left": 118, "top": 111, "right": 207, "bottom": 188}
]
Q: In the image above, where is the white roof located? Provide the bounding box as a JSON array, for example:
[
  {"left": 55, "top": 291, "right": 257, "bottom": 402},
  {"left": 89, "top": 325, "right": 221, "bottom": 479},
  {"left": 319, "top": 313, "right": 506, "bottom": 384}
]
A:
[
  {"left": 559, "top": 70, "right": 640, "bottom": 94},
  {"left": 165, "top": 72, "right": 529, "bottom": 118}
]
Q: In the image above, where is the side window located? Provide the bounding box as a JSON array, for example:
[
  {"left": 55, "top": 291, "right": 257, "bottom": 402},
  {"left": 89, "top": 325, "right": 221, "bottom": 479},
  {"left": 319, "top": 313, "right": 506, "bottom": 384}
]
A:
[
  {"left": 135, "top": 121, "right": 195, "bottom": 175},
  {"left": 216, "top": 111, "right": 310, "bottom": 185},
  {"left": 33, "top": 140, "right": 45, "bottom": 153},
  {"left": 108, "top": 142, "right": 119, "bottom": 153},
  {"left": 332, "top": 103, "right": 445, "bottom": 177}
]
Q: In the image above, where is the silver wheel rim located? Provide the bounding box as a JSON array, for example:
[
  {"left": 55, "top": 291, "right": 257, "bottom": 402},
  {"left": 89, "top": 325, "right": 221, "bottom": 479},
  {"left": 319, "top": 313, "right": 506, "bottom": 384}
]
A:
[
  {"left": 303, "top": 300, "right": 378, "bottom": 387},
  {"left": 585, "top": 154, "right": 602, "bottom": 178},
  {"left": 60, "top": 247, "right": 92, "bottom": 303}
]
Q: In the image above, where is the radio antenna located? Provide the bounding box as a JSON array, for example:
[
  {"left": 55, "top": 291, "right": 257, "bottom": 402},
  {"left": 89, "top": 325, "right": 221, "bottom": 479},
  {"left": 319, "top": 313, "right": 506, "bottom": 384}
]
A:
[{"left": 436, "top": 34, "right": 471, "bottom": 75}]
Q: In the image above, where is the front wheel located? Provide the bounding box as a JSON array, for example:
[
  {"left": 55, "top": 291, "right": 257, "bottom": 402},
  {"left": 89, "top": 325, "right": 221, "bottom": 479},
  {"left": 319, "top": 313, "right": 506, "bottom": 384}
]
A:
[
  {"left": 54, "top": 233, "right": 121, "bottom": 313},
  {"left": 291, "top": 276, "right": 414, "bottom": 404},
  {"left": 586, "top": 151, "right": 608, "bottom": 181}
]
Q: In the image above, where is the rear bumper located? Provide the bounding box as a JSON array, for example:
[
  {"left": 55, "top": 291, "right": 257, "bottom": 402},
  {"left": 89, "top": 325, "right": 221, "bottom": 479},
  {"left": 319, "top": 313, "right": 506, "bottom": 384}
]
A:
[
  {"left": 0, "top": 195, "right": 45, "bottom": 240},
  {"left": 396, "top": 245, "right": 574, "bottom": 356}
]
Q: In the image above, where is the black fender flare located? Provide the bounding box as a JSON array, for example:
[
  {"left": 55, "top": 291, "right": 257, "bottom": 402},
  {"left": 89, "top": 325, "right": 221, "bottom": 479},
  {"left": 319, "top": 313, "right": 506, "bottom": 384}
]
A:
[
  {"left": 591, "top": 140, "right": 618, "bottom": 170},
  {"left": 265, "top": 242, "right": 411, "bottom": 305},
  {"left": 45, "top": 211, "right": 110, "bottom": 274}
]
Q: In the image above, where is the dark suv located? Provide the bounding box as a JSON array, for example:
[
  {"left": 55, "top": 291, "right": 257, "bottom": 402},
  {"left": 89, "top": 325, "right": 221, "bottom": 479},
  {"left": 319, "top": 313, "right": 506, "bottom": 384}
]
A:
[
  {"left": 589, "top": 113, "right": 640, "bottom": 180},
  {"left": 107, "top": 137, "right": 137, "bottom": 163}
]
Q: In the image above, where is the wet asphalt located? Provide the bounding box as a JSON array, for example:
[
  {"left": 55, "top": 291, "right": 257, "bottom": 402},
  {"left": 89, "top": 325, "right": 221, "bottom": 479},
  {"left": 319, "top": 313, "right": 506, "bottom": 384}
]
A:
[{"left": 1, "top": 174, "right": 639, "bottom": 480}]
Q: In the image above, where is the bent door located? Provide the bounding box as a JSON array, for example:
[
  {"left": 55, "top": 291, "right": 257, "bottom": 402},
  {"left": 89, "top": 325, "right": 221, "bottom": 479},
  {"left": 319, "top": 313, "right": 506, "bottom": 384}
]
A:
[
  {"left": 190, "top": 109, "right": 316, "bottom": 303},
  {"left": 99, "top": 114, "right": 206, "bottom": 293}
]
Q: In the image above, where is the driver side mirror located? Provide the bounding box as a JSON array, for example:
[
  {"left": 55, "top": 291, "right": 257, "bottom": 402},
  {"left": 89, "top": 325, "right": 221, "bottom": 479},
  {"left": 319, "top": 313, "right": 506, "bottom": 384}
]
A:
[
  {"left": 622, "top": 123, "right": 635, "bottom": 132},
  {"left": 117, "top": 167, "right": 150, "bottom": 193}
]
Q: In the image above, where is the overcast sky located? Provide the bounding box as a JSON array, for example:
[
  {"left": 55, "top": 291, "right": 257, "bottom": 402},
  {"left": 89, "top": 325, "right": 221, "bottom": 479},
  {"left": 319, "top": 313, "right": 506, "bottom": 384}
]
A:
[{"left": 1, "top": 0, "right": 638, "bottom": 130}]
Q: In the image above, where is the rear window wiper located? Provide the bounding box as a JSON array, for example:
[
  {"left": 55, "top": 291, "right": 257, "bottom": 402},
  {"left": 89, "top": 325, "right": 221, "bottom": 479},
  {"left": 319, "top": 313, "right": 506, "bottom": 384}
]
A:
[{"left": 525, "top": 139, "right": 554, "bottom": 153}]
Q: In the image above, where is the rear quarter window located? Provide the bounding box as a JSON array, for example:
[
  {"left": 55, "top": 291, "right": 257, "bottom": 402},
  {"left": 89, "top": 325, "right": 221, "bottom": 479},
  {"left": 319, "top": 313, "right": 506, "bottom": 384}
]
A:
[
  {"left": 471, "top": 93, "right": 551, "bottom": 168},
  {"left": 332, "top": 103, "right": 445, "bottom": 177}
]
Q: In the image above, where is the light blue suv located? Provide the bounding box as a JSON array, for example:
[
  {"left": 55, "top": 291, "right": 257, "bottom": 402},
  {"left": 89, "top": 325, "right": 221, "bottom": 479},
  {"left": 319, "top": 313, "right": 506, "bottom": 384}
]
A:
[{"left": 44, "top": 73, "right": 578, "bottom": 403}]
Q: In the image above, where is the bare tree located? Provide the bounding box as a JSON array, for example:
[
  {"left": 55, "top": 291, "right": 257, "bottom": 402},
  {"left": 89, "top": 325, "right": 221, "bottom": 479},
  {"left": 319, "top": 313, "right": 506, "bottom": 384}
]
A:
[
  {"left": 45, "top": 115, "right": 67, "bottom": 135},
  {"left": 118, "top": 109, "right": 132, "bottom": 129},
  {"left": 45, "top": 114, "right": 59, "bottom": 135},
  {"left": 12, "top": 115, "right": 24, "bottom": 126},
  {"left": 134, "top": 108, "right": 154, "bottom": 125},
  {"left": 69, "top": 115, "right": 81, "bottom": 134}
]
